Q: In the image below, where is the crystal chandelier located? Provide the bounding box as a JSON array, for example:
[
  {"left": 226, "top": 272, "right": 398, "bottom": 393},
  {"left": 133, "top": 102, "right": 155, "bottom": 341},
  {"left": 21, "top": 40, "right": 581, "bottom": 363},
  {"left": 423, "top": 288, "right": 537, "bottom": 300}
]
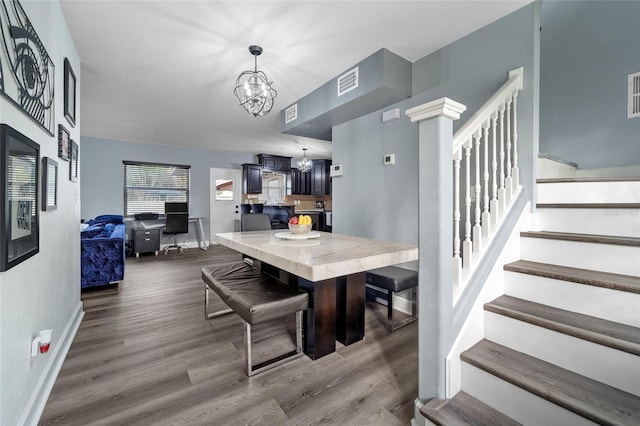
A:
[
  {"left": 233, "top": 45, "right": 277, "bottom": 117},
  {"left": 297, "top": 148, "right": 312, "bottom": 173}
]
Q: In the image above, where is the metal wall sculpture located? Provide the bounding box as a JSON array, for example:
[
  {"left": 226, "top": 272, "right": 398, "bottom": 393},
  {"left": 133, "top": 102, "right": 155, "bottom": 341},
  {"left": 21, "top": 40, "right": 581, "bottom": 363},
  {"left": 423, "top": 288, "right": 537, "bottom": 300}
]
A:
[{"left": 0, "top": 0, "right": 54, "bottom": 135}]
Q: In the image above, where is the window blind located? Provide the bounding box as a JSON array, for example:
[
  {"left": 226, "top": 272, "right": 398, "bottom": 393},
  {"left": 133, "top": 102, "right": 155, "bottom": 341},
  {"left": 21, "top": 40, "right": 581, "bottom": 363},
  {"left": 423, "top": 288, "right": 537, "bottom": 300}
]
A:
[{"left": 123, "top": 161, "right": 190, "bottom": 215}]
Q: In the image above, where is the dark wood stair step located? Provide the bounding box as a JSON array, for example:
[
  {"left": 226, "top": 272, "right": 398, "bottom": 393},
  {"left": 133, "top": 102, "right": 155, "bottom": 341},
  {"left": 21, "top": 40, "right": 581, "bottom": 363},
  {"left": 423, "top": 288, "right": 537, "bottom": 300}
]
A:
[
  {"left": 420, "top": 391, "right": 521, "bottom": 426},
  {"left": 504, "top": 260, "right": 640, "bottom": 294},
  {"left": 462, "top": 340, "right": 640, "bottom": 426},
  {"left": 520, "top": 231, "right": 640, "bottom": 247},
  {"left": 485, "top": 295, "right": 640, "bottom": 356}
]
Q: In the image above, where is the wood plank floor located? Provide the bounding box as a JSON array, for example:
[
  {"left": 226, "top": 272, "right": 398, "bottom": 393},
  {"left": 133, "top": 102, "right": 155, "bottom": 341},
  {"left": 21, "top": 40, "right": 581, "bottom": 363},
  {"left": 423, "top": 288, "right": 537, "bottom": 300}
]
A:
[{"left": 40, "top": 246, "right": 418, "bottom": 425}]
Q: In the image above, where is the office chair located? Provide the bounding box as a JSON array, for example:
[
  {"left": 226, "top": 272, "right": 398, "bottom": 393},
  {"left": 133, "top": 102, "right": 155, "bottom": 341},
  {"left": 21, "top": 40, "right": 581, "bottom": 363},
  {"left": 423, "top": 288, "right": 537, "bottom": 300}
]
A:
[
  {"left": 241, "top": 213, "right": 272, "bottom": 231},
  {"left": 163, "top": 212, "right": 190, "bottom": 254}
]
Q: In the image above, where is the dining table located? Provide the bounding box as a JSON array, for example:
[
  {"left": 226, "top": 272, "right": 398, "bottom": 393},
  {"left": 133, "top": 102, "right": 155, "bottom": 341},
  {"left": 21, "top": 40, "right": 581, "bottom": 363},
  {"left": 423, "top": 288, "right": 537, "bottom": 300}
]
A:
[{"left": 213, "top": 229, "right": 418, "bottom": 360}]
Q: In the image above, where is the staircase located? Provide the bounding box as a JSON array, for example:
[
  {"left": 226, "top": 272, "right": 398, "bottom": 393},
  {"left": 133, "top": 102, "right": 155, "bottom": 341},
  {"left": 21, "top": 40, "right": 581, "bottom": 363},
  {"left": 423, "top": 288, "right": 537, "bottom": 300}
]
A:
[{"left": 421, "top": 177, "right": 640, "bottom": 425}]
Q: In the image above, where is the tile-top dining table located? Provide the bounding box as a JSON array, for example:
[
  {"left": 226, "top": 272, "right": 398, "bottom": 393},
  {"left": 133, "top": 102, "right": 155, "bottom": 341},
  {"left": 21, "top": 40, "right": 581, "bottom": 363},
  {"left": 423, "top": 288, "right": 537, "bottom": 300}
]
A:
[{"left": 214, "top": 229, "right": 418, "bottom": 360}]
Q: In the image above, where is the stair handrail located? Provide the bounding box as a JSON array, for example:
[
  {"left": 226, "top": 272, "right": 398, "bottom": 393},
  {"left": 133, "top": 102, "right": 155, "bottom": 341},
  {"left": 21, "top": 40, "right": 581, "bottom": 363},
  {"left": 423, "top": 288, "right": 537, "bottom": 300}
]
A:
[{"left": 452, "top": 68, "right": 523, "bottom": 155}]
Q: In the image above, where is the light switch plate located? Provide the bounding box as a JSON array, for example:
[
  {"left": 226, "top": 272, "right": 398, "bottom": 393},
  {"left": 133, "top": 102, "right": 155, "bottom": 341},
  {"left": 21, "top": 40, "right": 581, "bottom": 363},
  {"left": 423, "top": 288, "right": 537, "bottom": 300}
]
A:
[{"left": 383, "top": 154, "right": 395, "bottom": 165}]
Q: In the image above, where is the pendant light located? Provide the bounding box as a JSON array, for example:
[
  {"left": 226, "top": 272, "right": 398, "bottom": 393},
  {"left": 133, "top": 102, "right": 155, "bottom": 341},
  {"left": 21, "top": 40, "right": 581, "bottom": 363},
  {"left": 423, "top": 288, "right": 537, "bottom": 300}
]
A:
[{"left": 233, "top": 45, "right": 277, "bottom": 117}]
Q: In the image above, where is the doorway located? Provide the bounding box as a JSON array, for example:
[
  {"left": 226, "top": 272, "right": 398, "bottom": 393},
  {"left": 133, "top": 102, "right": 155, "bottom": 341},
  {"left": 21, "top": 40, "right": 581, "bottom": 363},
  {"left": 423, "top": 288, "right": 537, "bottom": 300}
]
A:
[{"left": 209, "top": 168, "right": 241, "bottom": 244}]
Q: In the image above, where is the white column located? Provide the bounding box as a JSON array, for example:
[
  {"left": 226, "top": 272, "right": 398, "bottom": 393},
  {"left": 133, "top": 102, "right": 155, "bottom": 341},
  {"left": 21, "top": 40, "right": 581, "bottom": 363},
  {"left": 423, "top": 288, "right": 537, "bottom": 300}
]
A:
[
  {"left": 463, "top": 138, "right": 473, "bottom": 268},
  {"left": 497, "top": 103, "right": 506, "bottom": 214},
  {"left": 453, "top": 150, "right": 462, "bottom": 288},
  {"left": 405, "top": 97, "right": 466, "bottom": 405},
  {"left": 505, "top": 95, "right": 513, "bottom": 202}
]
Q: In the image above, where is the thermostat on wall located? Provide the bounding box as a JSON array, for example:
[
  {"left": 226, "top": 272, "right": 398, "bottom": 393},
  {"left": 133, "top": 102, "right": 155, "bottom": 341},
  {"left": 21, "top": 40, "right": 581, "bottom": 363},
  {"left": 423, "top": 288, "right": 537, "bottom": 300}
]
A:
[
  {"left": 330, "top": 164, "right": 343, "bottom": 177},
  {"left": 383, "top": 154, "right": 396, "bottom": 165}
]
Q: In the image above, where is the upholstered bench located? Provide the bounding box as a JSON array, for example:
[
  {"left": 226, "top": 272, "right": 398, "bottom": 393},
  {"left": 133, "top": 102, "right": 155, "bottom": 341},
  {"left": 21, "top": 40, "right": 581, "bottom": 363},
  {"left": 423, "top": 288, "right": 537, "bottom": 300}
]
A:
[
  {"left": 201, "top": 262, "right": 309, "bottom": 376},
  {"left": 365, "top": 266, "right": 418, "bottom": 332}
]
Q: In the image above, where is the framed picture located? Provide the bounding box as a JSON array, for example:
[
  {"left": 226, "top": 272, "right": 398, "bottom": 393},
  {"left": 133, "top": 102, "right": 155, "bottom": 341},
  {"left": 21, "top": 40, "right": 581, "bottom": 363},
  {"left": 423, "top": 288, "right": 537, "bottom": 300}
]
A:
[
  {"left": 69, "top": 140, "right": 78, "bottom": 182},
  {"left": 58, "top": 124, "right": 70, "bottom": 161},
  {"left": 1, "top": 124, "right": 40, "bottom": 272},
  {"left": 42, "top": 157, "right": 57, "bottom": 211},
  {"left": 64, "top": 58, "right": 76, "bottom": 127}
]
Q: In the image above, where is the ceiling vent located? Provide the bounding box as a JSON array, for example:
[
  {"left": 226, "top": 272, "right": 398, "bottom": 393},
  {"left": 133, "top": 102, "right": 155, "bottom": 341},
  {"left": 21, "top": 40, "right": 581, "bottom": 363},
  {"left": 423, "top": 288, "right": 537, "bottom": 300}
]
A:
[
  {"left": 337, "top": 67, "right": 359, "bottom": 97},
  {"left": 285, "top": 104, "right": 298, "bottom": 124},
  {"left": 628, "top": 72, "right": 640, "bottom": 118}
]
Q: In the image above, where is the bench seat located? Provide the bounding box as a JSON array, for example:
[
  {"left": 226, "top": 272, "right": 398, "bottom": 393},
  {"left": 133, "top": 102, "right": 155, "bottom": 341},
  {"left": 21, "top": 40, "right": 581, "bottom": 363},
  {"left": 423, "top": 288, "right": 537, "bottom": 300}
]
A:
[
  {"left": 202, "top": 262, "right": 309, "bottom": 375},
  {"left": 366, "top": 266, "right": 418, "bottom": 331}
]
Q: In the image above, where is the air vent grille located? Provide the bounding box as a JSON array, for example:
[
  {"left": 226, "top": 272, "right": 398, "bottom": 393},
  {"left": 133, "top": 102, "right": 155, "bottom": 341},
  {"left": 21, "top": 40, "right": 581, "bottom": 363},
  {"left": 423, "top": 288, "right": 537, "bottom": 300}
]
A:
[
  {"left": 285, "top": 104, "right": 298, "bottom": 124},
  {"left": 629, "top": 72, "right": 640, "bottom": 118},
  {"left": 337, "top": 67, "right": 359, "bottom": 97}
]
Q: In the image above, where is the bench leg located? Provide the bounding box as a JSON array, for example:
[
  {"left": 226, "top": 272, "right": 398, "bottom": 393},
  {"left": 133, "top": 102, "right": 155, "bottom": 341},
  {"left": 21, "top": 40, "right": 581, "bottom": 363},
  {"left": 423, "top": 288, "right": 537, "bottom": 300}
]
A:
[
  {"left": 245, "top": 311, "right": 304, "bottom": 376},
  {"left": 386, "top": 286, "right": 418, "bottom": 332},
  {"left": 204, "top": 284, "right": 233, "bottom": 320}
]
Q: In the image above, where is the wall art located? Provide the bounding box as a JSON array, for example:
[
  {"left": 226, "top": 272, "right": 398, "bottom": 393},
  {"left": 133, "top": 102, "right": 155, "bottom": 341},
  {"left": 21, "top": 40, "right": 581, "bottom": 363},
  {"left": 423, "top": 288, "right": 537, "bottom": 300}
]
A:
[
  {"left": 1, "top": 124, "right": 40, "bottom": 271},
  {"left": 63, "top": 58, "right": 76, "bottom": 127},
  {"left": 42, "top": 156, "right": 57, "bottom": 211},
  {"left": 58, "top": 124, "right": 69, "bottom": 161},
  {"left": 0, "top": 0, "right": 55, "bottom": 135},
  {"left": 69, "top": 140, "right": 78, "bottom": 182}
]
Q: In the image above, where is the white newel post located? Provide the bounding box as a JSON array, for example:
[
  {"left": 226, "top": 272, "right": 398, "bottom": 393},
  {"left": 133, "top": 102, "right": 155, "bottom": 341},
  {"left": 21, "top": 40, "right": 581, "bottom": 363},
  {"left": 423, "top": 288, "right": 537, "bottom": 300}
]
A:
[{"left": 406, "top": 98, "right": 466, "bottom": 408}]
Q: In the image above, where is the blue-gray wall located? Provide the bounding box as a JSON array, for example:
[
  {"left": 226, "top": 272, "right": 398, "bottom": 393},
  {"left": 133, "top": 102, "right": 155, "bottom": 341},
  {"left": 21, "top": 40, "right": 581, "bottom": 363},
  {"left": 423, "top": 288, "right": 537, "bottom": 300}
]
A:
[
  {"left": 0, "top": 2, "right": 82, "bottom": 424},
  {"left": 540, "top": 1, "right": 640, "bottom": 169},
  {"left": 333, "top": 4, "right": 539, "bottom": 243},
  {"left": 81, "top": 137, "right": 254, "bottom": 240}
]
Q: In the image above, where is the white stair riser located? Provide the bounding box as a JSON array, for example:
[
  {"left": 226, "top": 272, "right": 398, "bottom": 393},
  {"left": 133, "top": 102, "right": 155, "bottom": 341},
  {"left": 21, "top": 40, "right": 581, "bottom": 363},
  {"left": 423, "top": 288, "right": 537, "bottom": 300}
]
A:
[
  {"left": 504, "top": 271, "right": 640, "bottom": 327},
  {"left": 536, "top": 208, "right": 640, "bottom": 238},
  {"left": 485, "top": 312, "right": 640, "bottom": 396},
  {"left": 520, "top": 237, "right": 640, "bottom": 276},
  {"left": 537, "top": 181, "right": 640, "bottom": 204},
  {"left": 461, "top": 362, "right": 600, "bottom": 426}
]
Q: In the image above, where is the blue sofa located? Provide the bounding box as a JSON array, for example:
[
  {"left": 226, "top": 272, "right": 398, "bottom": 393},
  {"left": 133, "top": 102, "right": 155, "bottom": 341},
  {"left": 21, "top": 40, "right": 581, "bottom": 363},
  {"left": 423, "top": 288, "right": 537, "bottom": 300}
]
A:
[{"left": 81, "top": 215, "right": 126, "bottom": 289}]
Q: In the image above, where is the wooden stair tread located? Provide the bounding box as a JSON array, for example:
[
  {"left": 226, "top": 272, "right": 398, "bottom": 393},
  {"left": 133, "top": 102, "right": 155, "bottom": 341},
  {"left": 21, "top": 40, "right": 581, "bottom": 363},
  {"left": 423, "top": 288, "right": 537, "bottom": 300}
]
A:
[
  {"left": 462, "top": 340, "right": 640, "bottom": 425},
  {"left": 504, "top": 260, "right": 640, "bottom": 294},
  {"left": 486, "top": 295, "right": 640, "bottom": 356},
  {"left": 421, "top": 391, "right": 522, "bottom": 426},
  {"left": 537, "top": 203, "right": 640, "bottom": 209},
  {"left": 537, "top": 177, "right": 640, "bottom": 183},
  {"left": 520, "top": 231, "right": 640, "bottom": 247}
]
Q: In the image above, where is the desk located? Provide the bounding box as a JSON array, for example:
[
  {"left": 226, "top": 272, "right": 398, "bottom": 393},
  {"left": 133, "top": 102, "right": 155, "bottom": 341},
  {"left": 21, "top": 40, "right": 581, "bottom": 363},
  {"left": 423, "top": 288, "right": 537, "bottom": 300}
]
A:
[
  {"left": 131, "top": 217, "right": 207, "bottom": 250},
  {"left": 214, "top": 230, "right": 418, "bottom": 359}
]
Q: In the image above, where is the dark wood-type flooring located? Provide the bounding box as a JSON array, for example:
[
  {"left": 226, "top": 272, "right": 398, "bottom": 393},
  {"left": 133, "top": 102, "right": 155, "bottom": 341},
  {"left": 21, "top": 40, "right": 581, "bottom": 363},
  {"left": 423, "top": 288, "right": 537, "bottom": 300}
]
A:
[{"left": 40, "top": 246, "right": 418, "bottom": 425}]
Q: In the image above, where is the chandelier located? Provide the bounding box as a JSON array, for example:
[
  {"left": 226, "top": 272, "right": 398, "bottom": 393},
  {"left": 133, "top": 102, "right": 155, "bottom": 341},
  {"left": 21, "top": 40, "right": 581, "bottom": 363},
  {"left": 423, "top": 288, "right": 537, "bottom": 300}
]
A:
[
  {"left": 234, "top": 45, "right": 277, "bottom": 117},
  {"left": 297, "top": 148, "right": 312, "bottom": 173}
]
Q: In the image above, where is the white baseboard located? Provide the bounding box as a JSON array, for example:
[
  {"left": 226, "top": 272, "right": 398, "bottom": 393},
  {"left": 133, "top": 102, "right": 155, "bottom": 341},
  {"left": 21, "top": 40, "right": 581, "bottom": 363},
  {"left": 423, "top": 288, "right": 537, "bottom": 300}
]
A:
[{"left": 19, "top": 302, "right": 84, "bottom": 426}]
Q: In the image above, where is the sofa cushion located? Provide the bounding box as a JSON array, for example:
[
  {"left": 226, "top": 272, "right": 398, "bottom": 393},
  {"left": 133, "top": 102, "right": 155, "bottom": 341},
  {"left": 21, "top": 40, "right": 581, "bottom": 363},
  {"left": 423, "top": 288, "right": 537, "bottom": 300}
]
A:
[
  {"left": 88, "top": 214, "right": 124, "bottom": 225},
  {"left": 81, "top": 225, "right": 103, "bottom": 239}
]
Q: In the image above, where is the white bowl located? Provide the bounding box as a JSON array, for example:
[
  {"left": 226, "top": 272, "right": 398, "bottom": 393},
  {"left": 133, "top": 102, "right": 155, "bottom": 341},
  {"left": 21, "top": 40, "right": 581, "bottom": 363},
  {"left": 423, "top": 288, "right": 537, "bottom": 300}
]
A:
[{"left": 288, "top": 223, "right": 312, "bottom": 234}]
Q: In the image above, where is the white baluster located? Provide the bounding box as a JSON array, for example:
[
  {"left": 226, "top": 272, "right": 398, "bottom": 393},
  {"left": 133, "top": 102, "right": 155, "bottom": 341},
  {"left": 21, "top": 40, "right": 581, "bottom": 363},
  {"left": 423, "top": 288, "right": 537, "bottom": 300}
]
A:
[
  {"left": 490, "top": 111, "right": 498, "bottom": 226},
  {"left": 472, "top": 130, "right": 482, "bottom": 253},
  {"left": 453, "top": 150, "right": 462, "bottom": 287},
  {"left": 481, "top": 121, "right": 491, "bottom": 238},
  {"left": 505, "top": 95, "right": 513, "bottom": 203},
  {"left": 463, "top": 139, "right": 473, "bottom": 269},
  {"left": 497, "top": 104, "right": 506, "bottom": 216},
  {"left": 511, "top": 91, "right": 519, "bottom": 192}
]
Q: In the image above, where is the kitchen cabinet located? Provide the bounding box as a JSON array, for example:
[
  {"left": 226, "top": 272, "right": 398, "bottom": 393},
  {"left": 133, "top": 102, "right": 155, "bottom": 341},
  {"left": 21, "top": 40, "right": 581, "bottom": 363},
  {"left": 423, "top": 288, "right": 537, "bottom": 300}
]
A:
[
  {"left": 291, "top": 167, "right": 310, "bottom": 195},
  {"left": 258, "top": 154, "right": 291, "bottom": 172},
  {"left": 310, "top": 160, "right": 331, "bottom": 195},
  {"left": 242, "top": 163, "right": 262, "bottom": 194}
]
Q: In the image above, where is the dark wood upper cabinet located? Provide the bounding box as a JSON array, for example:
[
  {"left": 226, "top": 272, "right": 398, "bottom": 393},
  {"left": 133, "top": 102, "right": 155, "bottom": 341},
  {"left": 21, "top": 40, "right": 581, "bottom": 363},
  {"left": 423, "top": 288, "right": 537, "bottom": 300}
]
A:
[
  {"left": 242, "top": 163, "right": 262, "bottom": 194},
  {"left": 310, "top": 160, "right": 331, "bottom": 195},
  {"left": 291, "top": 167, "right": 310, "bottom": 195},
  {"left": 258, "top": 154, "right": 291, "bottom": 172}
]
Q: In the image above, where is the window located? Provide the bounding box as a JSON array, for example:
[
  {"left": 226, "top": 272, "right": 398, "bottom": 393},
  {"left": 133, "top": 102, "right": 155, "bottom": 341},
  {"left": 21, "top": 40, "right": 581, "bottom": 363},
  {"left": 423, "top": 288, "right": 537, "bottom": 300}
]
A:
[{"left": 123, "top": 161, "right": 190, "bottom": 215}]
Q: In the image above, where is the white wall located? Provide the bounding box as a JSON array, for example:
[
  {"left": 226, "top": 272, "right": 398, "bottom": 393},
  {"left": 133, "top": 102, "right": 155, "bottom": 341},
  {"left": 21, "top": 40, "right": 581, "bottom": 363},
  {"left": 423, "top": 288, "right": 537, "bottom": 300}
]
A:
[{"left": 0, "top": 2, "right": 82, "bottom": 424}]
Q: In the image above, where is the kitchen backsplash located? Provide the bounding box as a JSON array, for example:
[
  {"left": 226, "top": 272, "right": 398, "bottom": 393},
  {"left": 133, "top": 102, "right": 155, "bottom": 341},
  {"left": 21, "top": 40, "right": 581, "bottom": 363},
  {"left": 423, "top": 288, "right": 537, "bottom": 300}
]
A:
[{"left": 242, "top": 194, "right": 332, "bottom": 211}]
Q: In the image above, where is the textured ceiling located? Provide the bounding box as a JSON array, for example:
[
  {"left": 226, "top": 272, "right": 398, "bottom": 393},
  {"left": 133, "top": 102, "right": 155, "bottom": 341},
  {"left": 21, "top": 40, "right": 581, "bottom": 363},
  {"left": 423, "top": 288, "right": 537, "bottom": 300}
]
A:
[{"left": 60, "top": 1, "right": 528, "bottom": 160}]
